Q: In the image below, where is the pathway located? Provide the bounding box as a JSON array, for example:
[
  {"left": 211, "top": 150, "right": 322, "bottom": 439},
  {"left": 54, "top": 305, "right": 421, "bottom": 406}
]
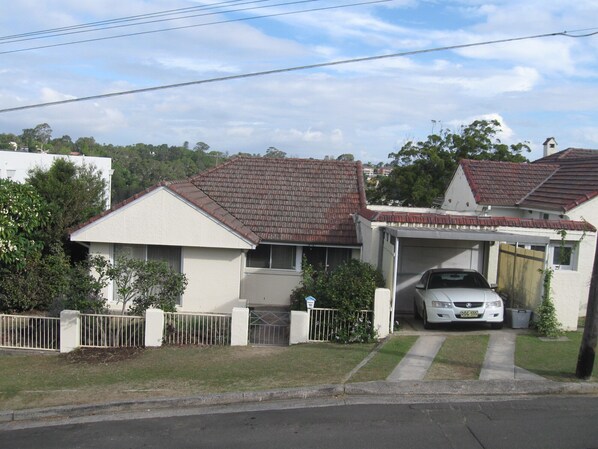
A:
[{"left": 387, "top": 330, "right": 546, "bottom": 382}]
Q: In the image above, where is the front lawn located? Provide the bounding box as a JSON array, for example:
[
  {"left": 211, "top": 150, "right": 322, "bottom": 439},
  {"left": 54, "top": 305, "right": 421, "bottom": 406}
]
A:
[
  {"left": 516, "top": 332, "right": 598, "bottom": 381},
  {"left": 0, "top": 343, "right": 375, "bottom": 410},
  {"left": 425, "top": 335, "right": 489, "bottom": 380}
]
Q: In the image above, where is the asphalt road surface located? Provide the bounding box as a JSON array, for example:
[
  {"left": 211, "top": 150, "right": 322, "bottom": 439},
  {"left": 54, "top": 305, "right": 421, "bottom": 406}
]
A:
[{"left": 2, "top": 396, "right": 598, "bottom": 449}]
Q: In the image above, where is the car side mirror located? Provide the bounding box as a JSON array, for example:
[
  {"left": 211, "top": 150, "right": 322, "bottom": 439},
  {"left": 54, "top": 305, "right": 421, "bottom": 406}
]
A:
[
  {"left": 490, "top": 283, "right": 497, "bottom": 290},
  {"left": 415, "top": 283, "right": 425, "bottom": 290}
]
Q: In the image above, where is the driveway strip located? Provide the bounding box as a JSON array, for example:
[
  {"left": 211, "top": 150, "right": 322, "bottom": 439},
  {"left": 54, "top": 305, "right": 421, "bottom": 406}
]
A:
[
  {"left": 386, "top": 335, "right": 446, "bottom": 381},
  {"left": 479, "top": 332, "right": 515, "bottom": 380}
]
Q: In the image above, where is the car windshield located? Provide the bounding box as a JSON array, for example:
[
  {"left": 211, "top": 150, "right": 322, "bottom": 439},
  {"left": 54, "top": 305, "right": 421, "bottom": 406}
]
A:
[{"left": 427, "top": 271, "right": 490, "bottom": 289}]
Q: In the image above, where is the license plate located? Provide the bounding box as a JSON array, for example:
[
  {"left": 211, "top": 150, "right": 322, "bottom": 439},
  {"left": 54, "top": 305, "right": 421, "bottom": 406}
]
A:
[{"left": 460, "top": 310, "right": 479, "bottom": 318}]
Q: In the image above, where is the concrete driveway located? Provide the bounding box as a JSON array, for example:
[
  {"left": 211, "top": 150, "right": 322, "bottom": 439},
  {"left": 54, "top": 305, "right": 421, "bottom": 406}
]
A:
[{"left": 388, "top": 314, "right": 543, "bottom": 382}]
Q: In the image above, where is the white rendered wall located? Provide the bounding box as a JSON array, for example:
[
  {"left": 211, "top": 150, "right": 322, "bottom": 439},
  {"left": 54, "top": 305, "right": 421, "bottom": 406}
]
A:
[
  {"left": 242, "top": 269, "right": 302, "bottom": 307},
  {"left": 72, "top": 188, "right": 254, "bottom": 250},
  {"left": 441, "top": 165, "right": 478, "bottom": 212},
  {"left": 89, "top": 242, "right": 244, "bottom": 313},
  {"left": 181, "top": 247, "right": 244, "bottom": 313}
]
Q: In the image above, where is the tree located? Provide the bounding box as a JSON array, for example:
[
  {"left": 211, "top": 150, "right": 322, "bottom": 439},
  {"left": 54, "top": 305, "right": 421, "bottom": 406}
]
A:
[
  {"left": 0, "top": 179, "right": 48, "bottom": 269},
  {"left": 369, "top": 119, "right": 530, "bottom": 206},
  {"left": 337, "top": 153, "right": 355, "bottom": 162},
  {"left": 27, "top": 158, "right": 107, "bottom": 255},
  {"left": 108, "top": 257, "right": 188, "bottom": 315},
  {"left": 264, "top": 147, "right": 287, "bottom": 158},
  {"left": 20, "top": 123, "right": 52, "bottom": 152},
  {"left": 193, "top": 141, "right": 210, "bottom": 152}
]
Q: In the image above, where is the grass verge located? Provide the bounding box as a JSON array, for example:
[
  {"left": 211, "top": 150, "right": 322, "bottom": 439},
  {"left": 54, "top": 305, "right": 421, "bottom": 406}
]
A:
[
  {"left": 516, "top": 332, "right": 598, "bottom": 382},
  {"left": 425, "top": 335, "right": 489, "bottom": 380},
  {"left": 348, "top": 335, "right": 418, "bottom": 383},
  {"left": 0, "top": 342, "right": 375, "bottom": 410}
]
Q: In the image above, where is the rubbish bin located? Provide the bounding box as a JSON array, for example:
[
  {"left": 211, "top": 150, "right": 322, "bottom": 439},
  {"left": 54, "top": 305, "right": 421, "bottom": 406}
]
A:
[{"left": 505, "top": 308, "right": 532, "bottom": 329}]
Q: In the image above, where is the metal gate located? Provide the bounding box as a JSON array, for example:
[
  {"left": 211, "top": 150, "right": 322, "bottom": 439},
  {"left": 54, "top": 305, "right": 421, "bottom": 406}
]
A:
[{"left": 249, "top": 309, "right": 290, "bottom": 346}]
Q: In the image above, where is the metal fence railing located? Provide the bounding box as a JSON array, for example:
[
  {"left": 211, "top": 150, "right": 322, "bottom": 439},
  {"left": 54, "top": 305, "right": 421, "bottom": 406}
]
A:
[
  {"left": 0, "top": 314, "right": 60, "bottom": 351},
  {"left": 308, "top": 308, "right": 373, "bottom": 342},
  {"left": 80, "top": 313, "right": 145, "bottom": 348},
  {"left": 163, "top": 312, "right": 231, "bottom": 346}
]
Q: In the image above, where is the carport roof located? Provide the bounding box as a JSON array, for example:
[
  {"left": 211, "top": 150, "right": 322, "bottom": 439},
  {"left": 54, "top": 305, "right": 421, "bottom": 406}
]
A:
[
  {"left": 360, "top": 208, "right": 595, "bottom": 232},
  {"left": 383, "top": 226, "right": 550, "bottom": 245}
]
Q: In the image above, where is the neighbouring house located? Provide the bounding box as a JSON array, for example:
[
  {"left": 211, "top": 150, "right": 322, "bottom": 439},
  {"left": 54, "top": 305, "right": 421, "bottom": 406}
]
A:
[
  {"left": 437, "top": 142, "right": 598, "bottom": 329},
  {"left": 0, "top": 150, "right": 113, "bottom": 208},
  {"left": 70, "top": 157, "right": 365, "bottom": 313}
]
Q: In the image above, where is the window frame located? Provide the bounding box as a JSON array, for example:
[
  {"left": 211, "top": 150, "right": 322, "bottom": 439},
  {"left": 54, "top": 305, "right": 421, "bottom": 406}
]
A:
[
  {"left": 246, "top": 244, "right": 298, "bottom": 271},
  {"left": 549, "top": 241, "right": 578, "bottom": 271},
  {"left": 246, "top": 244, "right": 356, "bottom": 272}
]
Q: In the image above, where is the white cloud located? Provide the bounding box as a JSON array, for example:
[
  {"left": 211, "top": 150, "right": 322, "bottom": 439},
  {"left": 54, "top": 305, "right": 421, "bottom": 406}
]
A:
[{"left": 1, "top": 0, "right": 598, "bottom": 164}]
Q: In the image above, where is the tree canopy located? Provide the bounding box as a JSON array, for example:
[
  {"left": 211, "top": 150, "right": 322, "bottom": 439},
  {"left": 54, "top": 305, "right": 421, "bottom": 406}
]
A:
[
  {"left": 367, "top": 119, "right": 531, "bottom": 207},
  {"left": 27, "top": 158, "right": 107, "bottom": 255}
]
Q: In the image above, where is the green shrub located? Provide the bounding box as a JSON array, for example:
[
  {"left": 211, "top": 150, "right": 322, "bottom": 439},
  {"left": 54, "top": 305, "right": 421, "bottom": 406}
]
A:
[
  {"left": 535, "top": 268, "right": 562, "bottom": 338},
  {"left": 108, "top": 256, "right": 188, "bottom": 315},
  {"left": 0, "top": 250, "right": 110, "bottom": 315},
  {"left": 291, "top": 258, "right": 385, "bottom": 343}
]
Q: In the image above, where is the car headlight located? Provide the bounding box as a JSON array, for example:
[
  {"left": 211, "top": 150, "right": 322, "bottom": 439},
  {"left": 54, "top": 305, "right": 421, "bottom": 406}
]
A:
[
  {"left": 431, "top": 301, "right": 452, "bottom": 308},
  {"left": 486, "top": 300, "right": 502, "bottom": 308}
]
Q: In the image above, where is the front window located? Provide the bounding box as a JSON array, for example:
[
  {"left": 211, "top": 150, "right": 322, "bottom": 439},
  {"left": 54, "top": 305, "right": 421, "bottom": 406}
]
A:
[
  {"left": 247, "top": 244, "right": 296, "bottom": 270},
  {"left": 303, "top": 247, "right": 351, "bottom": 271},
  {"left": 550, "top": 242, "right": 577, "bottom": 270},
  {"left": 113, "top": 244, "right": 183, "bottom": 304}
]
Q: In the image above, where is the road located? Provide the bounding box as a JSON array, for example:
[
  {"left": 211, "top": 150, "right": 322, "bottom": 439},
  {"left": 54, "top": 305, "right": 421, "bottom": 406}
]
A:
[{"left": 2, "top": 396, "right": 598, "bottom": 449}]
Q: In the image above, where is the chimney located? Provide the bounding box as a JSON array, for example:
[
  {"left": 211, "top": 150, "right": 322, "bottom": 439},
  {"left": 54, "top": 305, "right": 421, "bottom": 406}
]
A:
[{"left": 543, "top": 137, "right": 557, "bottom": 157}]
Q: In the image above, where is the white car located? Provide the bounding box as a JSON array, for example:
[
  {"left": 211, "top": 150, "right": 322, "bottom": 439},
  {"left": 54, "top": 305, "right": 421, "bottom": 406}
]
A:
[{"left": 413, "top": 269, "right": 504, "bottom": 329}]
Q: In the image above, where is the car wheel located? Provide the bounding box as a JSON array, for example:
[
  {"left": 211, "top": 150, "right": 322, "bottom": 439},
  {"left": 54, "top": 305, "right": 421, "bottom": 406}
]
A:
[
  {"left": 413, "top": 300, "right": 421, "bottom": 319},
  {"left": 490, "top": 322, "right": 504, "bottom": 330},
  {"left": 422, "top": 305, "right": 434, "bottom": 330}
]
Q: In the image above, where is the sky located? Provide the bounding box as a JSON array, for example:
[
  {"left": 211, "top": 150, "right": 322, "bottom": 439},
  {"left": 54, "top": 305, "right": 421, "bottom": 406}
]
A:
[{"left": 1, "top": 0, "right": 598, "bottom": 163}]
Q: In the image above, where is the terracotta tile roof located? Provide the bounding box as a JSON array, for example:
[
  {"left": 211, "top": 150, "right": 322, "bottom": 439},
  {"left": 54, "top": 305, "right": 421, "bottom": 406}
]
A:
[
  {"left": 521, "top": 149, "right": 598, "bottom": 212},
  {"left": 166, "top": 180, "right": 260, "bottom": 244},
  {"left": 535, "top": 147, "right": 598, "bottom": 162},
  {"left": 460, "top": 159, "right": 558, "bottom": 206},
  {"left": 359, "top": 209, "right": 595, "bottom": 232},
  {"left": 459, "top": 149, "right": 598, "bottom": 212},
  {"left": 190, "top": 156, "right": 366, "bottom": 245}
]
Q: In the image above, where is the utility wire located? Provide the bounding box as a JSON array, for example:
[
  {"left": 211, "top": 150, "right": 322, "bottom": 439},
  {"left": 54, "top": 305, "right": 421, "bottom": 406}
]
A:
[
  {"left": 0, "top": 0, "right": 255, "bottom": 41},
  {"left": 1, "top": 0, "right": 294, "bottom": 44},
  {"left": 2, "top": 29, "right": 595, "bottom": 114},
  {"left": 0, "top": 0, "right": 390, "bottom": 55}
]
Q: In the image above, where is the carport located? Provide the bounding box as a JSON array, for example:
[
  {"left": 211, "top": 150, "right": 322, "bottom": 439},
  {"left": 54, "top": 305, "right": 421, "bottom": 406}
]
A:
[{"left": 380, "top": 226, "right": 550, "bottom": 320}]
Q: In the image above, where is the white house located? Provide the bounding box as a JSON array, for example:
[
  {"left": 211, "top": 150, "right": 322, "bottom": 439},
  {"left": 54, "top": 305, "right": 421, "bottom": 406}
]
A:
[
  {"left": 71, "top": 157, "right": 364, "bottom": 313},
  {"left": 0, "top": 150, "right": 113, "bottom": 208}
]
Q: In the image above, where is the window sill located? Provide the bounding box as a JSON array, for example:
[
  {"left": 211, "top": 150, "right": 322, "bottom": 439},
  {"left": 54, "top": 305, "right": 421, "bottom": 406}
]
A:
[{"left": 245, "top": 267, "right": 300, "bottom": 276}]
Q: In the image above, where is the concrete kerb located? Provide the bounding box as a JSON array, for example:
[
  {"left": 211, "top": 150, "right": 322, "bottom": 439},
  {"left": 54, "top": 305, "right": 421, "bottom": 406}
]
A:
[{"left": 3, "top": 381, "right": 598, "bottom": 424}]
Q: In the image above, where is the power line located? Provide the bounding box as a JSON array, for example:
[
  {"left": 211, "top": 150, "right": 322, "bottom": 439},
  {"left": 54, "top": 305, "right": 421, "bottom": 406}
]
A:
[
  {"left": 3, "top": 29, "right": 595, "bottom": 114},
  {"left": 1, "top": 0, "right": 300, "bottom": 45},
  {"left": 0, "top": 0, "right": 390, "bottom": 55},
  {"left": 0, "top": 0, "right": 255, "bottom": 41}
]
